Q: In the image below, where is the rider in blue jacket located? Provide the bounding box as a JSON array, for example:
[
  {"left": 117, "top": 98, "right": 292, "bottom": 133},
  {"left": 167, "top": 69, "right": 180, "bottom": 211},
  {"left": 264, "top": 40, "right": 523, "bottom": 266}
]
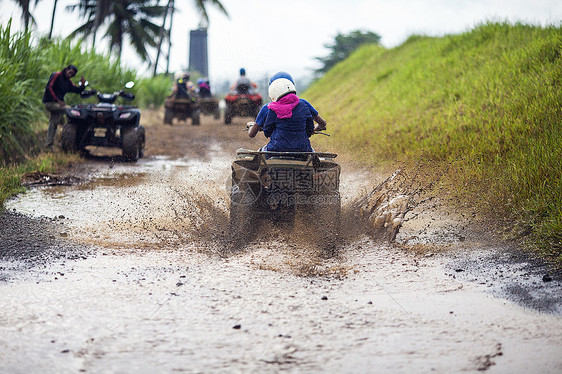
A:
[{"left": 247, "top": 72, "right": 326, "bottom": 152}]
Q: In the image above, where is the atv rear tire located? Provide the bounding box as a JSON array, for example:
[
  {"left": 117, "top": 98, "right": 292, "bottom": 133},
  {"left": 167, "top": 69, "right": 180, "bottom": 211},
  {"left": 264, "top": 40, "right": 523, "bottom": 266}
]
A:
[
  {"left": 229, "top": 189, "right": 255, "bottom": 245},
  {"left": 122, "top": 127, "right": 141, "bottom": 161},
  {"left": 224, "top": 106, "right": 233, "bottom": 125},
  {"left": 315, "top": 193, "right": 341, "bottom": 257},
  {"left": 192, "top": 109, "right": 201, "bottom": 125},
  {"left": 164, "top": 107, "right": 173, "bottom": 125},
  {"left": 61, "top": 122, "right": 78, "bottom": 152}
]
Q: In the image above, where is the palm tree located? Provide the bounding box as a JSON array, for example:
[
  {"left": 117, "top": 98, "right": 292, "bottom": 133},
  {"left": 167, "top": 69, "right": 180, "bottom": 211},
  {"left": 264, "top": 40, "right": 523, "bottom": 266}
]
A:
[
  {"left": 152, "top": 0, "right": 228, "bottom": 76},
  {"left": 106, "top": 0, "right": 166, "bottom": 61},
  {"left": 67, "top": 0, "right": 166, "bottom": 64},
  {"left": 10, "top": 0, "right": 40, "bottom": 31},
  {"left": 48, "top": 0, "right": 58, "bottom": 39},
  {"left": 66, "top": 0, "right": 116, "bottom": 48}
]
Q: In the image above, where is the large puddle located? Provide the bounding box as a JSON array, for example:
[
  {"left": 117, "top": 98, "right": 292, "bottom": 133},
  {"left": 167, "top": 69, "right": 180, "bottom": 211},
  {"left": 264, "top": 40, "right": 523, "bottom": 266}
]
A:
[{"left": 2, "top": 138, "right": 562, "bottom": 373}]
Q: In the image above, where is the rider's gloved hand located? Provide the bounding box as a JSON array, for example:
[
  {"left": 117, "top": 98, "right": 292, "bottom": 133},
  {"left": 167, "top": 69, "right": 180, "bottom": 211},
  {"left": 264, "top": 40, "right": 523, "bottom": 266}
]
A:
[{"left": 314, "top": 124, "right": 326, "bottom": 132}]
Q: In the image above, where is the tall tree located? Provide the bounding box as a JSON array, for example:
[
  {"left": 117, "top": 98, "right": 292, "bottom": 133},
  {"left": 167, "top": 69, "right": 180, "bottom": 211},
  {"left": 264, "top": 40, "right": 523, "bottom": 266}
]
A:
[
  {"left": 106, "top": 0, "right": 165, "bottom": 60},
  {"left": 48, "top": 0, "right": 57, "bottom": 39},
  {"left": 66, "top": 0, "right": 116, "bottom": 48},
  {"left": 92, "top": 0, "right": 112, "bottom": 47},
  {"left": 153, "top": 0, "right": 228, "bottom": 76},
  {"left": 10, "top": 0, "right": 40, "bottom": 31},
  {"left": 315, "top": 30, "right": 381, "bottom": 76},
  {"left": 67, "top": 0, "right": 166, "bottom": 64}
]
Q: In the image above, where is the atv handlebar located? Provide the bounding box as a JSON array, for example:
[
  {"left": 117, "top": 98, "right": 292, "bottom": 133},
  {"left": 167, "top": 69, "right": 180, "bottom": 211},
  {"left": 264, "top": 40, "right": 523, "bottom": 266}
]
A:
[
  {"left": 79, "top": 89, "right": 134, "bottom": 102},
  {"left": 119, "top": 91, "right": 135, "bottom": 100},
  {"left": 244, "top": 122, "right": 330, "bottom": 136},
  {"left": 314, "top": 131, "right": 330, "bottom": 136},
  {"left": 80, "top": 90, "right": 97, "bottom": 98},
  {"left": 79, "top": 81, "right": 135, "bottom": 102}
]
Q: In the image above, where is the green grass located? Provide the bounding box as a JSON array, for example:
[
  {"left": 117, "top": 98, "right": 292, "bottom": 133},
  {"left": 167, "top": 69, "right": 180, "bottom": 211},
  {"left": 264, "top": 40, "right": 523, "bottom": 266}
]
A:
[
  {"left": 0, "top": 20, "right": 142, "bottom": 164},
  {"left": 2, "top": 20, "right": 560, "bottom": 262},
  {"left": 0, "top": 152, "right": 80, "bottom": 208},
  {"left": 305, "top": 21, "right": 562, "bottom": 261},
  {"left": 0, "top": 19, "right": 158, "bottom": 210},
  {"left": 0, "top": 21, "right": 46, "bottom": 163},
  {"left": 136, "top": 73, "right": 173, "bottom": 108}
]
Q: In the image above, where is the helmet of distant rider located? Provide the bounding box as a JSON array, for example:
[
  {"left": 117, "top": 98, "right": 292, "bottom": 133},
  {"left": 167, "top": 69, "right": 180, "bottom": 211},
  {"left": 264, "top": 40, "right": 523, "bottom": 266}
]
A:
[
  {"left": 174, "top": 71, "right": 185, "bottom": 80},
  {"left": 268, "top": 71, "right": 294, "bottom": 86},
  {"left": 268, "top": 77, "right": 296, "bottom": 102},
  {"left": 240, "top": 68, "right": 246, "bottom": 76}
]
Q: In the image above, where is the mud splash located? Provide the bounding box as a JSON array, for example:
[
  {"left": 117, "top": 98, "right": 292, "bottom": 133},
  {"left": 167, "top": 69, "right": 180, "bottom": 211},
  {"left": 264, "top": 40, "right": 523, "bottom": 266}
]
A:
[
  {"left": 6, "top": 145, "right": 451, "bottom": 278},
  {"left": 3, "top": 116, "right": 562, "bottom": 373},
  {"left": 7, "top": 140, "right": 381, "bottom": 277}
]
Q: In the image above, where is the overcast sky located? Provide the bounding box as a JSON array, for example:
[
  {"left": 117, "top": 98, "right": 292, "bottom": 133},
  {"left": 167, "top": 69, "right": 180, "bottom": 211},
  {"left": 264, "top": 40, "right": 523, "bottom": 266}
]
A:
[{"left": 2, "top": 0, "right": 561, "bottom": 85}]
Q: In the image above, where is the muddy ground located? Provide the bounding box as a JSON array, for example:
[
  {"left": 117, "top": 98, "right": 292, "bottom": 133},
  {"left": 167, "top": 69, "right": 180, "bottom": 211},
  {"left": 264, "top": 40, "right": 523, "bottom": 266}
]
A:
[{"left": 1, "top": 112, "right": 561, "bottom": 373}]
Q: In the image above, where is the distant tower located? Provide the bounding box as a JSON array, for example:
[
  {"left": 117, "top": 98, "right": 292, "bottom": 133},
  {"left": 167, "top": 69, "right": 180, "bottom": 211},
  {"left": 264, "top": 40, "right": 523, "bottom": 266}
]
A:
[{"left": 189, "top": 28, "right": 208, "bottom": 76}]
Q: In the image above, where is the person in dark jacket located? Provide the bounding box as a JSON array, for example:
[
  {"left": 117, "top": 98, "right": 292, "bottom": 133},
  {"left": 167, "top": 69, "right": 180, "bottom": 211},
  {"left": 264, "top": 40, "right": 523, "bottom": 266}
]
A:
[
  {"left": 42, "top": 64, "right": 86, "bottom": 148},
  {"left": 169, "top": 72, "right": 194, "bottom": 98}
]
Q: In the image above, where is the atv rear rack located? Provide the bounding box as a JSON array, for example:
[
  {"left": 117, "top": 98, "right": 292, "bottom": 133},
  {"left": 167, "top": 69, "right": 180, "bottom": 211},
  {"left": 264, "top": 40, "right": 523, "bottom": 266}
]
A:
[
  {"left": 236, "top": 148, "right": 337, "bottom": 158},
  {"left": 235, "top": 148, "right": 338, "bottom": 169}
]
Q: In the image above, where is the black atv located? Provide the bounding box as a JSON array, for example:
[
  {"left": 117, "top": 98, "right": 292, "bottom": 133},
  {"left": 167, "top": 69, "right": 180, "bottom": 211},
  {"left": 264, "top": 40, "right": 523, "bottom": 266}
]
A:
[
  {"left": 229, "top": 149, "right": 341, "bottom": 249},
  {"left": 61, "top": 82, "right": 145, "bottom": 161},
  {"left": 198, "top": 96, "right": 221, "bottom": 120},
  {"left": 164, "top": 93, "right": 201, "bottom": 125}
]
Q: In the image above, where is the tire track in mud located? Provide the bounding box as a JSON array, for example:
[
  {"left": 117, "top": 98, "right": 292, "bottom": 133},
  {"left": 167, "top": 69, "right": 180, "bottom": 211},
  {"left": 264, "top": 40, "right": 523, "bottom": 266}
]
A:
[
  {"left": 4, "top": 113, "right": 559, "bottom": 307},
  {"left": 6, "top": 112, "right": 413, "bottom": 277},
  {"left": 3, "top": 112, "right": 562, "bottom": 373},
  {"left": 0, "top": 111, "right": 534, "bottom": 274}
]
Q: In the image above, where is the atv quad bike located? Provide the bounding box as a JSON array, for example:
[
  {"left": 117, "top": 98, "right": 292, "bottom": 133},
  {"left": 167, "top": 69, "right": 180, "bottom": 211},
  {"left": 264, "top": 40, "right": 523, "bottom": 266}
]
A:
[
  {"left": 198, "top": 97, "right": 220, "bottom": 119},
  {"left": 164, "top": 93, "right": 201, "bottom": 125},
  {"left": 61, "top": 81, "right": 145, "bottom": 162},
  {"left": 223, "top": 83, "right": 262, "bottom": 125},
  {"left": 229, "top": 149, "right": 341, "bottom": 249}
]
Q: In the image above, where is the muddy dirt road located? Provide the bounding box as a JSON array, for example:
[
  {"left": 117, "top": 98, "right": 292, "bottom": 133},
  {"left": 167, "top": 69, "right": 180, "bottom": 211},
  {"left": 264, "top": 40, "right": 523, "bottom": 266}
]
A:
[{"left": 1, "top": 112, "right": 561, "bottom": 373}]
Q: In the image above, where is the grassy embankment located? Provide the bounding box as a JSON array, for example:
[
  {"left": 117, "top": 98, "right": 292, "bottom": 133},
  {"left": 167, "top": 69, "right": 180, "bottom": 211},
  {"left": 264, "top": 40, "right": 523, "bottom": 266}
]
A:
[
  {"left": 306, "top": 22, "right": 561, "bottom": 262},
  {"left": 0, "top": 21, "right": 172, "bottom": 208}
]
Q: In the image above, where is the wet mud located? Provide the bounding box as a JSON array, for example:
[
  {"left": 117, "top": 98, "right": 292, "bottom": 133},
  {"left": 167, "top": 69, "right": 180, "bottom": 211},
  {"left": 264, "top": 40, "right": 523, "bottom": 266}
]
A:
[{"left": 1, "top": 111, "right": 561, "bottom": 373}]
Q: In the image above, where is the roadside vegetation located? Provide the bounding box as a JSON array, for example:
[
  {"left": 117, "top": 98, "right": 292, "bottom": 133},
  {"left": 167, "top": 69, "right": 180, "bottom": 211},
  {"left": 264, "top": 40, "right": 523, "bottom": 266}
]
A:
[
  {"left": 0, "top": 21, "right": 171, "bottom": 207},
  {"left": 306, "top": 22, "right": 562, "bottom": 263},
  {"left": 1, "top": 19, "right": 560, "bottom": 264}
]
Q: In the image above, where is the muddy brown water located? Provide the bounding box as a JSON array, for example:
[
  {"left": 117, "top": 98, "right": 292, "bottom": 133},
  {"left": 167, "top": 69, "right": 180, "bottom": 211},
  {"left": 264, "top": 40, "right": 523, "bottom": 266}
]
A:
[{"left": 1, "top": 113, "right": 561, "bottom": 373}]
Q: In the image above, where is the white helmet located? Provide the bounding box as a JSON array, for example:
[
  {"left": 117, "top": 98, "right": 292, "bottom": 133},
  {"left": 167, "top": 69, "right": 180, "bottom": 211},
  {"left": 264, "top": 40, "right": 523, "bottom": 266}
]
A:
[
  {"left": 174, "top": 71, "right": 186, "bottom": 80},
  {"left": 268, "top": 78, "right": 296, "bottom": 102}
]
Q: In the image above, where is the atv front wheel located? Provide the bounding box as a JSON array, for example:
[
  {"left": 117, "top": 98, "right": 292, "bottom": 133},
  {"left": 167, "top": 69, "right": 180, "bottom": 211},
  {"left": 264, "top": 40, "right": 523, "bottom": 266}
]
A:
[
  {"left": 138, "top": 126, "right": 146, "bottom": 158},
  {"left": 224, "top": 106, "right": 233, "bottom": 125},
  {"left": 61, "top": 122, "right": 78, "bottom": 152},
  {"left": 122, "top": 127, "right": 141, "bottom": 161}
]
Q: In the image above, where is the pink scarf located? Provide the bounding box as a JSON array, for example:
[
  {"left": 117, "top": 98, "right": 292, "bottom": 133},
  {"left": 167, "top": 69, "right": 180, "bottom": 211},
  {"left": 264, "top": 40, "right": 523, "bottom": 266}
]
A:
[{"left": 268, "top": 93, "right": 299, "bottom": 118}]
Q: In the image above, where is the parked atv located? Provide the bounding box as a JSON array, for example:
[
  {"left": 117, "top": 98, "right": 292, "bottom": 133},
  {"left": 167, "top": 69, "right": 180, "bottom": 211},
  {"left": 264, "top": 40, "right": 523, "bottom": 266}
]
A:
[
  {"left": 229, "top": 148, "right": 341, "bottom": 249},
  {"left": 199, "top": 96, "right": 220, "bottom": 119},
  {"left": 61, "top": 81, "right": 145, "bottom": 161},
  {"left": 223, "top": 83, "right": 262, "bottom": 125},
  {"left": 164, "top": 93, "right": 200, "bottom": 125}
]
